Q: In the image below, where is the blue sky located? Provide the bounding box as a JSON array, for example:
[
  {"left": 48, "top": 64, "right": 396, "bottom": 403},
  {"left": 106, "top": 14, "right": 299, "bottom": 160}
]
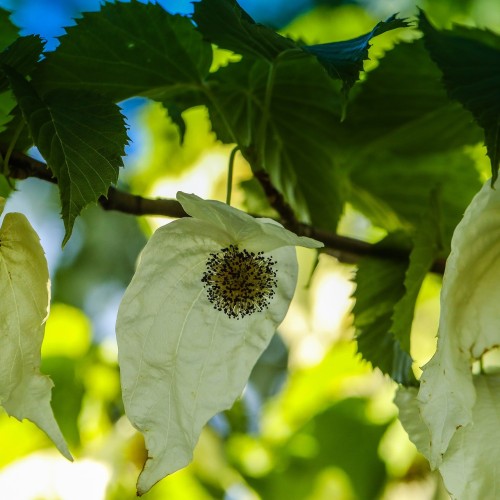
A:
[{"left": 0, "top": 0, "right": 312, "bottom": 49}]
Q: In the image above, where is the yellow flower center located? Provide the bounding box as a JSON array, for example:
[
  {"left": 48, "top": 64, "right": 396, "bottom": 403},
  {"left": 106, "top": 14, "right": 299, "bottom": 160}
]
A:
[{"left": 201, "top": 245, "right": 277, "bottom": 319}]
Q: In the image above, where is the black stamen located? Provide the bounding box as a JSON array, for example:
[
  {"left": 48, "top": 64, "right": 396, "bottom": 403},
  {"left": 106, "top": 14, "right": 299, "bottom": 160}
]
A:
[{"left": 201, "top": 244, "right": 278, "bottom": 319}]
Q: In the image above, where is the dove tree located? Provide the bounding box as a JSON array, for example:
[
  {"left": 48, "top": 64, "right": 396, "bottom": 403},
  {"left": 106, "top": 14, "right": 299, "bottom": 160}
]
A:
[{"left": 0, "top": 0, "right": 499, "bottom": 497}]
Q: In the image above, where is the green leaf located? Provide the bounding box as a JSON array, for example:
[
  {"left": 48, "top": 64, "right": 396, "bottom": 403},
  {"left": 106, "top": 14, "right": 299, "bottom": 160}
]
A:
[
  {"left": 0, "top": 35, "right": 45, "bottom": 92},
  {"left": 328, "top": 40, "right": 482, "bottom": 243},
  {"left": 248, "top": 398, "right": 389, "bottom": 500},
  {"left": 342, "top": 42, "right": 482, "bottom": 243},
  {"left": 0, "top": 97, "right": 21, "bottom": 198},
  {"left": 419, "top": 10, "right": 500, "bottom": 182},
  {"left": 193, "top": 0, "right": 295, "bottom": 60},
  {"left": 160, "top": 91, "right": 208, "bottom": 145},
  {"left": 391, "top": 194, "right": 442, "bottom": 353},
  {"left": 0, "top": 90, "right": 15, "bottom": 134},
  {"left": 194, "top": 0, "right": 409, "bottom": 97},
  {"left": 0, "top": 104, "right": 33, "bottom": 151},
  {"left": 0, "top": 8, "right": 19, "bottom": 52},
  {"left": 350, "top": 151, "right": 480, "bottom": 253},
  {"left": 0, "top": 35, "right": 44, "bottom": 141},
  {"left": 5, "top": 68, "right": 127, "bottom": 243},
  {"left": 207, "top": 50, "right": 346, "bottom": 230},
  {"left": 34, "top": 0, "right": 212, "bottom": 102},
  {"left": 304, "top": 14, "right": 410, "bottom": 96},
  {"left": 0, "top": 206, "right": 71, "bottom": 460},
  {"left": 341, "top": 39, "right": 483, "bottom": 153},
  {"left": 116, "top": 193, "right": 321, "bottom": 494},
  {"left": 352, "top": 233, "right": 414, "bottom": 384},
  {"left": 300, "top": 399, "right": 389, "bottom": 500},
  {"left": 353, "top": 199, "right": 442, "bottom": 384}
]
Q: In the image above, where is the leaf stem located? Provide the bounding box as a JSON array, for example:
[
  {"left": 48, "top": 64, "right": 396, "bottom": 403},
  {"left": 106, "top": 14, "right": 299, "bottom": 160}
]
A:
[
  {"left": 226, "top": 146, "right": 239, "bottom": 205},
  {"left": 479, "top": 355, "right": 485, "bottom": 374}
]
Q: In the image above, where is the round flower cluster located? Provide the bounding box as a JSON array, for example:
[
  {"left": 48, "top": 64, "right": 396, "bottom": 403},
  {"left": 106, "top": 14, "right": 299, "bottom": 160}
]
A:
[{"left": 201, "top": 244, "right": 277, "bottom": 319}]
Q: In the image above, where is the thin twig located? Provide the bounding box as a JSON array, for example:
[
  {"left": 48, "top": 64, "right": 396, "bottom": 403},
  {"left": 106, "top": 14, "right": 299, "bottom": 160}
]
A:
[
  {"left": 226, "top": 146, "right": 239, "bottom": 205},
  {"left": 253, "top": 169, "right": 298, "bottom": 231}
]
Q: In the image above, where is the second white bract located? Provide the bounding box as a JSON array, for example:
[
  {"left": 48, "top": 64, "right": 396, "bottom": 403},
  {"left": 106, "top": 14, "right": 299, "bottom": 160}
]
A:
[
  {"left": 396, "top": 179, "right": 500, "bottom": 498},
  {"left": 116, "top": 192, "right": 323, "bottom": 495}
]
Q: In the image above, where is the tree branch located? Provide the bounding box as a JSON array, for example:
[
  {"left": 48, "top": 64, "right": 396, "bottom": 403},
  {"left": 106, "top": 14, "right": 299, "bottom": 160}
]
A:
[{"left": 4, "top": 149, "right": 446, "bottom": 274}]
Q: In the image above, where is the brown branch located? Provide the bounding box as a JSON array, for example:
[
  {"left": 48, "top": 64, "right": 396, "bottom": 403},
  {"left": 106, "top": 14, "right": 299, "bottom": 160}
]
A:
[
  {"left": 4, "top": 149, "right": 446, "bottom": 274},
  {"left": 99, "top": 189, "right": 188, "bottom": 219},
  {"left": 253, "top": 169, "right": 298, "bottom": 231}
]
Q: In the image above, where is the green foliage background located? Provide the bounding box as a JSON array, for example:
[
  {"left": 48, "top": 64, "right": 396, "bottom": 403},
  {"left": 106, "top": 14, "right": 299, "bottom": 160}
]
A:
[{"left": 0, "top": 0, "right": 498, "bottom": 498}]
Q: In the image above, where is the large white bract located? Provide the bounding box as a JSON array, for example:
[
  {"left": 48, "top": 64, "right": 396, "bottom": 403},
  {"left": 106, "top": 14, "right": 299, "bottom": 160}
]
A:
[
  {"left": 116, "top": 192, "right": 322, "bottom": 495},
  {"left": 396, "top": 180, "right": 500, "bottom": 498}
]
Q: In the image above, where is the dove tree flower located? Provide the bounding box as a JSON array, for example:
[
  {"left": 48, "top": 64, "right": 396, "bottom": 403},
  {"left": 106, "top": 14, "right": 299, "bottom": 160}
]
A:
[
  {"left": 396, "top": 180, "right": 500, "bottom": 499},
  {"left": 116, "top": 192, "right": 323, "bottom": 495}
]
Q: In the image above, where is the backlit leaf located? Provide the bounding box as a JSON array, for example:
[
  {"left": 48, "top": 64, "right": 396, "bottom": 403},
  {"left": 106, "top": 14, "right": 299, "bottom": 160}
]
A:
[
  {"left": 341, "top": 39, "right": 482, "bottom": 152},
  {"left": 0, "top": 202, "right": 71, "bottom": 460},
  {"left": 353, "top": 202, "right": 442, "bottom": 383},
  {"left": 419, "top": 11, "right": 500, "bottom": 182},
  {"left": 344, "top": 41, "right": 482, "bottom": 243},
  {"left": 349, "top": 151, "right": 481, "bottom": 246},
  {"left": 391, "top": 198, "right": 442, "bottom": 353}
]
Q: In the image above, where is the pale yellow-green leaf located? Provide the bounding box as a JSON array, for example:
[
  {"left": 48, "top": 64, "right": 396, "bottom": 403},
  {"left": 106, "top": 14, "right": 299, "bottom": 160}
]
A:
[
  {"left": 440, "top": 375, "right": 500, "bottom": 499},
  {"left": 417, "top": 179, "right": 500, "bottom": 468},
  {"left": 417, "top": 339, "right": 473, "bottom": 468},
  {"left": 0, "top": 211, "right": 71, "bottom": 460},
  {"left": 116, "top": 193, "right": 322, "bottom": 494},
  {"left": 398, "top": 376, "right": 500, "bottom": 499},
  {"left": 396, "top": 180, "right": 500, "bottom": 498}
]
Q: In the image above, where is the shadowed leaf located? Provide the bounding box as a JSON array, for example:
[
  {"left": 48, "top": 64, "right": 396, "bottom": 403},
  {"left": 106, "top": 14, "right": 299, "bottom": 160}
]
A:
[
  {"left": 0, "top": 35, "right": 44, "bottom": 92},
  {"left": 193, "top": 0, "right": 295, "bottom": 60},
  {"left": 304, "top": 14, "right": 410, "bottom": 97},
  {"left": 34, "top": 0, "right": 212, "bottom": 103},
  {"left": 5, "top": 68, "right": 127, "bottom": 243}
]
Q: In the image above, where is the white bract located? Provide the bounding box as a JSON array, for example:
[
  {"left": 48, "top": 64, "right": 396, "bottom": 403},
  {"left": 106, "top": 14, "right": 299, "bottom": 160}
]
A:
[
  {"left": 0, "top": 198, "right": 71, "bottom": 460},
  {"left": 116, "top": 192, "right": 322, "bottom": 495},
  {"left": 396, "top": 180, "right": 500, "bottom": 498}
]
